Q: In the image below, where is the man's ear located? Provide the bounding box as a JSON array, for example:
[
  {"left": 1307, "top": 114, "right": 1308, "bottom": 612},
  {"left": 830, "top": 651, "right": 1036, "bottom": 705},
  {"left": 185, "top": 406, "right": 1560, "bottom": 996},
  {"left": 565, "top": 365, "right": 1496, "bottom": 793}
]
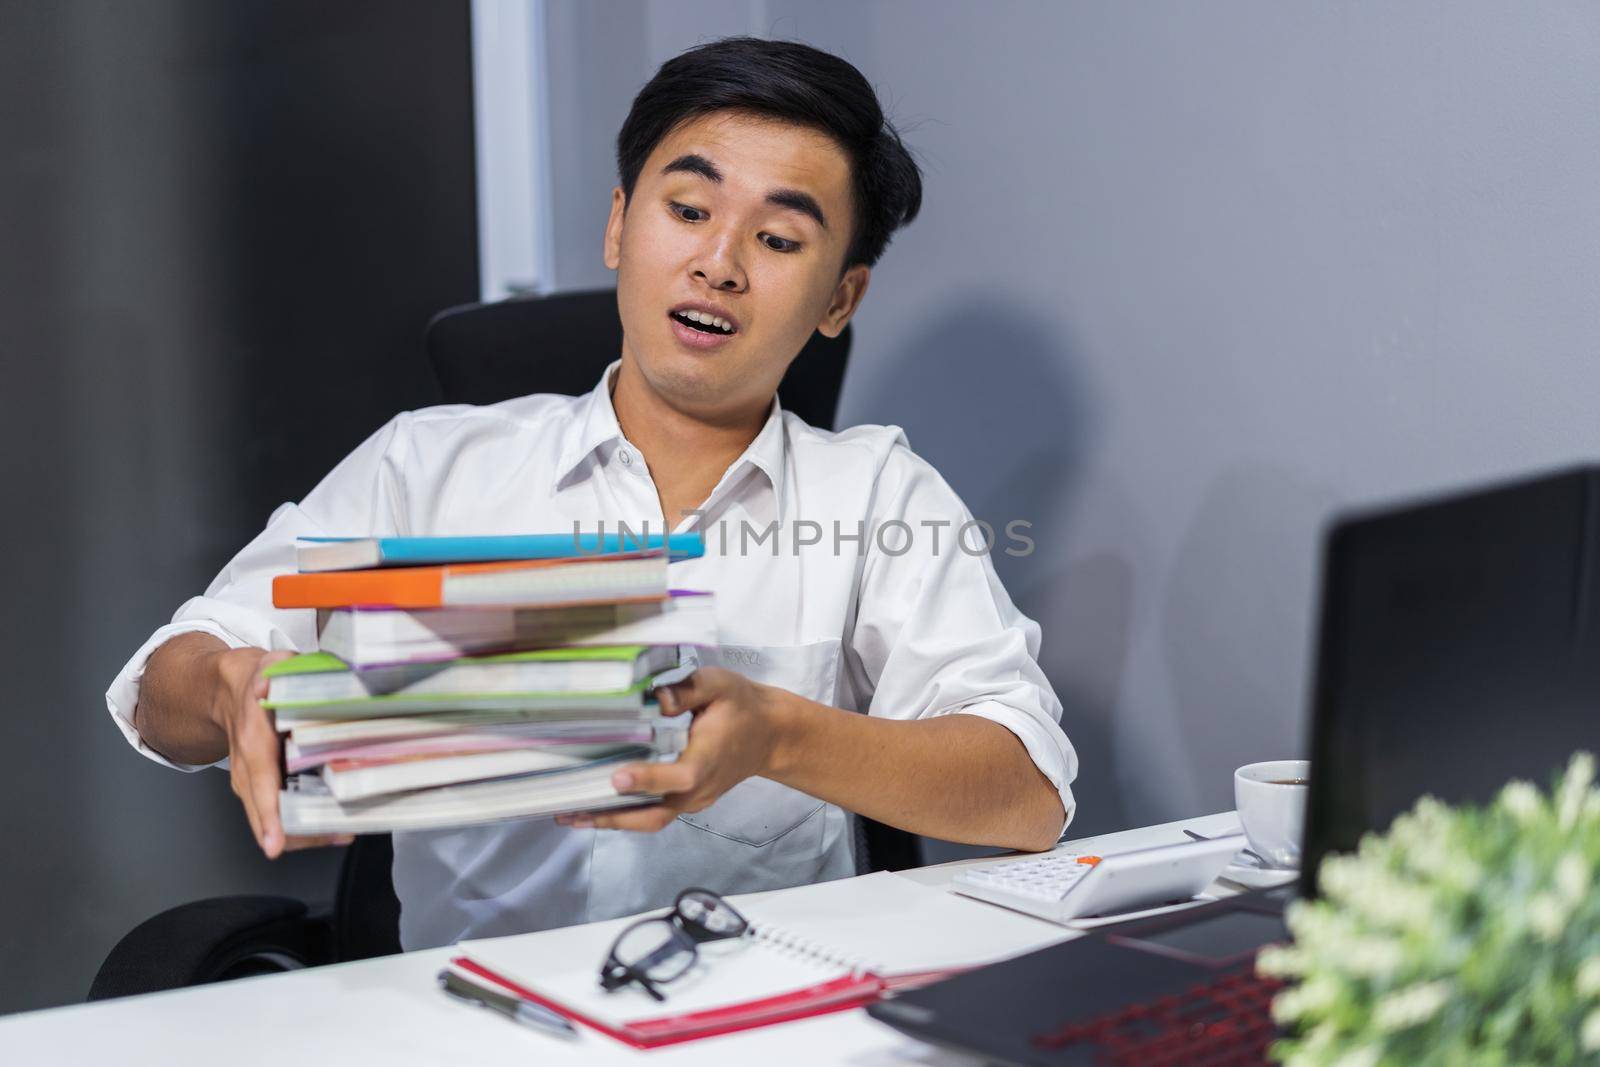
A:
[
  {"left": 817, "top": 264, "right": 871, "bottom": 338},
  {"left": 603, "top": 186, "right": 626, "bottom": 271}
]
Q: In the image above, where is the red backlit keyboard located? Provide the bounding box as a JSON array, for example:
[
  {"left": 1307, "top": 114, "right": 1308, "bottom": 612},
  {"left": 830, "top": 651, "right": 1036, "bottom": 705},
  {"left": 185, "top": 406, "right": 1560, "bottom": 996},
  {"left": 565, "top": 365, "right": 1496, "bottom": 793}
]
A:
[{"left": 1028, "top": 968, "right": 1284, "bottom": 1066}]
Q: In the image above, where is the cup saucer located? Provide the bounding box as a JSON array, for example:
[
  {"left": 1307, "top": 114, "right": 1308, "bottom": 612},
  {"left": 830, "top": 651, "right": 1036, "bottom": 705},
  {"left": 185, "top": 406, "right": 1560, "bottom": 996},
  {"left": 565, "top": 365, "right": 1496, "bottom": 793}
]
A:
[{"left": 1221, "top": 860, "right": 1299, "bottom": 890}]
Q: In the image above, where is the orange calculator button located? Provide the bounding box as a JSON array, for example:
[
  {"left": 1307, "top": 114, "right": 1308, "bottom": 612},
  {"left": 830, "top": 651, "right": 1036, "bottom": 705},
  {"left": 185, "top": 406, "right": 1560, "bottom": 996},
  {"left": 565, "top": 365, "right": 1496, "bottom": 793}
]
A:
[{"left": 1077, "top": 855, "right": 1101, "bottom": 866}]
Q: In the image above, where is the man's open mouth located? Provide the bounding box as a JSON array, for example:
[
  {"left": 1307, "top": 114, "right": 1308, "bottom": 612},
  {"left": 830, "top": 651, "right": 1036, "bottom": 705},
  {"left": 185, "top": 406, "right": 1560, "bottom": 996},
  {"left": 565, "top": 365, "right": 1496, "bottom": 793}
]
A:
[{"left": 669, "top": 309, "right": 736, "bottom": 336}]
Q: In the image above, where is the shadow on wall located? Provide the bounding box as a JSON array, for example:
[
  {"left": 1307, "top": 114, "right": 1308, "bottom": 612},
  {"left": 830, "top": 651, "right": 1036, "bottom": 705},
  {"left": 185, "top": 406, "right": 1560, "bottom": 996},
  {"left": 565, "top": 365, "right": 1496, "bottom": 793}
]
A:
[
  {"left": 844, "top": 296, "right": 1133, "bottom": 853},
  {"left": 1155, "top": 461, "right": 1340, "bottom": 823}
]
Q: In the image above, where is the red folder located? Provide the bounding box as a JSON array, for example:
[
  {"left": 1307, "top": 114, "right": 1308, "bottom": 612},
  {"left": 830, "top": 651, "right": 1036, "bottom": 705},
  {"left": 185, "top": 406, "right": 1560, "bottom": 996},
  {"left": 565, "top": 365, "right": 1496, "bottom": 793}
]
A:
[{"left": 450, "top": 956, "right": 930, "bottom": 1049}]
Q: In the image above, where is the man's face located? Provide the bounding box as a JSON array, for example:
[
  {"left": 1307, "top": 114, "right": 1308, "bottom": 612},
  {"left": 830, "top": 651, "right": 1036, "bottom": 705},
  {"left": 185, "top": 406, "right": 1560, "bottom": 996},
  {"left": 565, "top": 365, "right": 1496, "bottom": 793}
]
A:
[{"left": 605, "top": 110, "right": 870, "bottom": 419}]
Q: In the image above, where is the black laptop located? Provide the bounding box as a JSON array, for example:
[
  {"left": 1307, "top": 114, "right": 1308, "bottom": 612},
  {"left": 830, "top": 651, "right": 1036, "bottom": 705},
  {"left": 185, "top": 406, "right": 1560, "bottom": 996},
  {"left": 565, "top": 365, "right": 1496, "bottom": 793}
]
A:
[{"left": 868, "top": 465, "right": 1600, "bottom": 1065}]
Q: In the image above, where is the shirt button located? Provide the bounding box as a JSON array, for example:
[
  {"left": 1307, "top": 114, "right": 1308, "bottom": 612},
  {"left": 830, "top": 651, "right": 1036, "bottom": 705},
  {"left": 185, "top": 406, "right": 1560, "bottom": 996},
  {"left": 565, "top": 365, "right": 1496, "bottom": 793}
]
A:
[{"left": 619, "top": 449, "right": 633, "bottom": 467}]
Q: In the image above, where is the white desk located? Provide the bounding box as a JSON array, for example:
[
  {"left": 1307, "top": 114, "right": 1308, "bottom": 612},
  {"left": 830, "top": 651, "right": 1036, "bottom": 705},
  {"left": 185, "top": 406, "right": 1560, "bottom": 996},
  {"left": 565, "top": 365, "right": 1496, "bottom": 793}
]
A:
[{"left": 0, "top": 812, "right": 1242, "bottom": 1065}]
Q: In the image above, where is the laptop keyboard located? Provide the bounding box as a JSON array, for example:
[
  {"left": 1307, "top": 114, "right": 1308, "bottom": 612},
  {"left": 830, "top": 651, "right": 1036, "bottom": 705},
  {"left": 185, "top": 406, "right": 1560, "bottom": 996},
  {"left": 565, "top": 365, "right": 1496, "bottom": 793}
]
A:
[{"left": 1028, "top": 968, "right": 1283, "bottom": 1065}]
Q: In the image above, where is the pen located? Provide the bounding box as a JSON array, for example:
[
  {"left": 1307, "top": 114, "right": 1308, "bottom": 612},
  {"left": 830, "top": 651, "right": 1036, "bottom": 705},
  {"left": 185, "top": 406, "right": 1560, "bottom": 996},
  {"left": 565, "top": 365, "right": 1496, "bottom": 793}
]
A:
[{"left": 437, "top": 968, "right": 579, "bottom": 1040}]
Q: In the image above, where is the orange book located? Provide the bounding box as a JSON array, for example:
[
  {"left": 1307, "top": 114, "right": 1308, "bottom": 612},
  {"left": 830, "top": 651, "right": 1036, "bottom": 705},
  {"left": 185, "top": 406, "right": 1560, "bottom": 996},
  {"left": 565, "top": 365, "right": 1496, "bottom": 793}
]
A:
[{"left": 272, "top": 553, "right": 669, "bottom": 610}]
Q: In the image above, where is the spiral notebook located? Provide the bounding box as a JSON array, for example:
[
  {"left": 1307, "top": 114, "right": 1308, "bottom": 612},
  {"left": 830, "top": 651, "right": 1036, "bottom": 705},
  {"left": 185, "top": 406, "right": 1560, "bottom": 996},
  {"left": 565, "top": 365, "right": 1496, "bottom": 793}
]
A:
[{"left": 453, "top": 871, "right": 1069, "bottom": 1048}]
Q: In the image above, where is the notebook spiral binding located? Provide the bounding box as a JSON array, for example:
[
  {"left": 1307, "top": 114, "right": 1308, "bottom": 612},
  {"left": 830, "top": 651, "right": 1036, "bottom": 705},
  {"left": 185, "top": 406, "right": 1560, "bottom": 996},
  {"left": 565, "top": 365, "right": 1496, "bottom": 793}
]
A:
[{"left": 747, "top": 922, "right": 880, "bottom": 978}]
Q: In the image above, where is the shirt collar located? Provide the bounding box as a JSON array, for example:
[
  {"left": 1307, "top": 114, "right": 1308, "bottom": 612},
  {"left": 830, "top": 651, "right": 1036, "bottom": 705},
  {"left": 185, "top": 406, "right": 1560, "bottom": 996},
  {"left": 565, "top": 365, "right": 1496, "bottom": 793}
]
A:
[
  {"left": 552, "top": 360, "right": 629, "bottom": 488},
  {"left": 553, "top": 359, "right": 787, "bottom": 504}
]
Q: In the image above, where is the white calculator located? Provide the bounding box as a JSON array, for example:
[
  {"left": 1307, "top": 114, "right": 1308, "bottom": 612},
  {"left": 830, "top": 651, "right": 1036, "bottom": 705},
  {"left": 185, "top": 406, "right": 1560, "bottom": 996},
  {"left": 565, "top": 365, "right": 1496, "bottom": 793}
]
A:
[{"left": 950, "top": 833, "right": 1247, "bottom": 925}]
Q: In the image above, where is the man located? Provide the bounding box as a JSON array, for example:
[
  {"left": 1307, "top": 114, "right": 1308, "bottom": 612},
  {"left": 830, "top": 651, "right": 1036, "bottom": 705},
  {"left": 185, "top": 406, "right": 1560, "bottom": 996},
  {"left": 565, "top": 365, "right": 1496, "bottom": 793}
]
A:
[{"left": 108, "top": 37, "right": 1077, "bottom": 948}]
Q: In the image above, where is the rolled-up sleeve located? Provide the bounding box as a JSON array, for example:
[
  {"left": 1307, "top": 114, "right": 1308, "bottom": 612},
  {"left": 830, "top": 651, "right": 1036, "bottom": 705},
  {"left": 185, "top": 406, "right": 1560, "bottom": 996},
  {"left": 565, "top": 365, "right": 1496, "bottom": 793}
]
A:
[
  {"left": 105, "top": 415, "right": 411, "bottom": 770},
  {"left": 846, "top": 444, "right": 1077, "bottom": 835}
]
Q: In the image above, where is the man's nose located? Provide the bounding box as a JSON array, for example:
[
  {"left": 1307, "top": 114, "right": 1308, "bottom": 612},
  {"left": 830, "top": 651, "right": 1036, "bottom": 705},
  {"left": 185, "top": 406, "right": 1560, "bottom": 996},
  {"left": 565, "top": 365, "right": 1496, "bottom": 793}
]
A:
[{"left": 690, "top": 228, "right": 747, "bottom": 293}]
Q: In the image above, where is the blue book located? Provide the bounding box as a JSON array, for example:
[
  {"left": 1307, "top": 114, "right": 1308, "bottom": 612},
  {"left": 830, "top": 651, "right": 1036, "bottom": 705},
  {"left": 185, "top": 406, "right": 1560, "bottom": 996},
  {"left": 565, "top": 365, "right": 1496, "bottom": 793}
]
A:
[{"left": 296, "top": 532, "right": 705, "bottom": 573}]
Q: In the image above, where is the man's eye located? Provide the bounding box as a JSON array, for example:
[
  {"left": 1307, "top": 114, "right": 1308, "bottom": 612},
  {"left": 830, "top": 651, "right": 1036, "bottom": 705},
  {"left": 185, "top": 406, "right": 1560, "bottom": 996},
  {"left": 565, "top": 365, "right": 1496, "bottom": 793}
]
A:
[
  {"left": 760, "top": 233, "right": 800, "bottom": 253},
  {"left": 670, "top": 202, "right": 706, "bottom": 223}
]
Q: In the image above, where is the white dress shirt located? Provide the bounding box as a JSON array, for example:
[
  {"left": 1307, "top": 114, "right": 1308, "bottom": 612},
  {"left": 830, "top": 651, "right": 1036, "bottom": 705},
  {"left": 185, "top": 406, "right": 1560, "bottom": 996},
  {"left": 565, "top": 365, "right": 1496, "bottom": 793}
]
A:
[{"left": 106, "top": 359, "right": 1077, "bottom": 949}]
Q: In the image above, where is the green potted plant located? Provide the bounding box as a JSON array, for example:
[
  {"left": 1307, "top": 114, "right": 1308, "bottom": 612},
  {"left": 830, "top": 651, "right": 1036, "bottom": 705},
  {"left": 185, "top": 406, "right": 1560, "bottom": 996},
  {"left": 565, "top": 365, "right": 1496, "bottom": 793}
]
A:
[{"left": 1260, "top": 752, "right": 1600, "bottom": 1066}]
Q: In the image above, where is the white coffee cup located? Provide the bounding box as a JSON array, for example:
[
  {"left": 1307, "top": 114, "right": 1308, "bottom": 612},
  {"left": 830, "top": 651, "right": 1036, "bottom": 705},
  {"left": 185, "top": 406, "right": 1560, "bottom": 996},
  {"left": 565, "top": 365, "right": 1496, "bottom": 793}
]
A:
[{"left": 1234, "top": 760, "right": 1310, "bottom": 869}]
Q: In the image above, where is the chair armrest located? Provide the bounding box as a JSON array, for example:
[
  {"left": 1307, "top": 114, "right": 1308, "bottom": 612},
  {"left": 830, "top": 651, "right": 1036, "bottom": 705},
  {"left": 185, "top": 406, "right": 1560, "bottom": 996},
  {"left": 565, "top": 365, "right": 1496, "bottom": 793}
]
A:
[
  {"left": 89, "top": 894, "right": 334, "bottom": 1001},
  {"left": 853, "top": 815, "right": 925, "bottom": 874}
]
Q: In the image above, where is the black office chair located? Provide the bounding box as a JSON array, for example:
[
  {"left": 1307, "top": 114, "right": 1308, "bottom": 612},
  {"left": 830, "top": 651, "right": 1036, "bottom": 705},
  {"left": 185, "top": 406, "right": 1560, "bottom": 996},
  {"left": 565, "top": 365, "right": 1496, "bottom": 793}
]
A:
[
  {"left": 426, "top": 289, "right": 851, "bottom": 432},
  {"left": 90, "top": 290, "right": 920, "bottom": 1002},
  {"left": 89, "top": 835, "right": 403, "bottom": 1000}
]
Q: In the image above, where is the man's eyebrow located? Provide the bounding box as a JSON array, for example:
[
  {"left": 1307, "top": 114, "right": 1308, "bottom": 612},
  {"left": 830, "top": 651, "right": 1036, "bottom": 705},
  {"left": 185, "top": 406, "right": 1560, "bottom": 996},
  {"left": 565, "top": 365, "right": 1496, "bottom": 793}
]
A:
[
  {"left": 661, "top": 153, "right": 722, "bottom": 183},
  {"left": 661, "top": 153, "right": 827, "bottom": 230},
  {"left": 766, "top": 189, "right": 827, "bottom": 230}
]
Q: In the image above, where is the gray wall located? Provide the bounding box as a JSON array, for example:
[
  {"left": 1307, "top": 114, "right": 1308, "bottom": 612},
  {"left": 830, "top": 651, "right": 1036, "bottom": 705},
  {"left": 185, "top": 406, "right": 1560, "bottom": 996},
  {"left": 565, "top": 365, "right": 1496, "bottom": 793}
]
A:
[
  {"left": 0, "top": 1, "right": 477, "bottom": 1014},
  {"left": 548, "top": 0, "right": 1600, "bottom": 843}
]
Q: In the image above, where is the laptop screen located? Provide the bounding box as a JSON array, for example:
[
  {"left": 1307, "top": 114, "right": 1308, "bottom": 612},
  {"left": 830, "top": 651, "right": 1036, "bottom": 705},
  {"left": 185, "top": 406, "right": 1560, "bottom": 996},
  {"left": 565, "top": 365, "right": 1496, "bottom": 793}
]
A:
[{"left": 1301, "top": 466, "right": 1600, "bottom": 892}]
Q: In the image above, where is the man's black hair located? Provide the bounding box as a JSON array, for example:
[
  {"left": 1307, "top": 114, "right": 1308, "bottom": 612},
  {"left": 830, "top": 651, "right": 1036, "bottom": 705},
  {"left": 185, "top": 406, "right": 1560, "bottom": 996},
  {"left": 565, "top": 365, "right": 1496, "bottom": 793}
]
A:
[{"left": 616, "top": 36, "right": 922, "bottom": 270}]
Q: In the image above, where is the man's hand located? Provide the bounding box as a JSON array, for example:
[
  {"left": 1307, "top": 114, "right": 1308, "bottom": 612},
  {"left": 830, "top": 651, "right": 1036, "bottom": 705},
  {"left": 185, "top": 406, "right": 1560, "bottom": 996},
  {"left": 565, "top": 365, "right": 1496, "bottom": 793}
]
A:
[
  {"left": 554, "top": 666, "right": 784, "bottom": 832},
  {"left": 211, "top": 647, "right": 353, "bottom": 858},
  {"left": 545, "top": 661, "right": 1064, "bottom": 851}
]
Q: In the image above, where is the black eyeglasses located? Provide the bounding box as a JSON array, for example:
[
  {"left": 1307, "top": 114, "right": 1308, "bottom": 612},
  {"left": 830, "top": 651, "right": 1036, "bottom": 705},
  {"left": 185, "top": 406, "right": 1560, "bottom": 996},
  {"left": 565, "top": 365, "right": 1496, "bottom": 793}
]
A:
[{"left": 598, "top": 887, "right": 749, "bottom": 1001}]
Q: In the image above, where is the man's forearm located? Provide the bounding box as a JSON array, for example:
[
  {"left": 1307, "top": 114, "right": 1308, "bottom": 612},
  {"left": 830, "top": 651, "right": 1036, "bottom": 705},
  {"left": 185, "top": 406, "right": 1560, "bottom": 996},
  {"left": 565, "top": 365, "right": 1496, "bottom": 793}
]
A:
[
  {"left": 763, "top": 694, "right": 1066, "bottom": 853},
  {"left": 133, "top": 632, "right": 236, "bottom": 765}
]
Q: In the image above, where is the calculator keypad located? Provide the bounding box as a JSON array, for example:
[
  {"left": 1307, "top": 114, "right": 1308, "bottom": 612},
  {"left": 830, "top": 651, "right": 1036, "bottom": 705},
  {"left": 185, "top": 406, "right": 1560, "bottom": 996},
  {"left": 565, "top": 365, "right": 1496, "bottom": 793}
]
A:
[{"left": 955, "top": 853, "right": 1101, "bottom": 902}]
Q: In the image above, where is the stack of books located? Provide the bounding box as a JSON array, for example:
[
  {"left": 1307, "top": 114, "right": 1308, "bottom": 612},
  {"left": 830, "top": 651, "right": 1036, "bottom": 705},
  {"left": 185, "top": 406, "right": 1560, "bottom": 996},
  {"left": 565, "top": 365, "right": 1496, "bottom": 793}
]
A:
[{"left": 266, "top": 533, "right": 714, "bottom": 835}]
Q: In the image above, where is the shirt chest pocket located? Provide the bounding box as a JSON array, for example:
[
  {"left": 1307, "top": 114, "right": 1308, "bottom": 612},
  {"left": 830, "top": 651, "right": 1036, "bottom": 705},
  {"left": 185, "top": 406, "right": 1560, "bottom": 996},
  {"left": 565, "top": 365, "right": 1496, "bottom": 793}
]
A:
[{"left": 674, "top": 639, "right": 842, "bottom": 847}]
